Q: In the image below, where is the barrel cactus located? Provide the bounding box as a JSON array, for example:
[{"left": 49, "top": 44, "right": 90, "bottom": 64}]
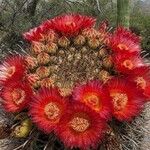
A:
[{"left": 0, "top": 14, "right": 149, "bottom": 150}]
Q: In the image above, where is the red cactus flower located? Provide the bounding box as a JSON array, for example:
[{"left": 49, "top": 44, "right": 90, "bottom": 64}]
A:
[
  {"left": 56, "top": 102, "right": 107, "bottom": 150},
  {"left": 127, "top": 66, "right": 150, "bottom": 100},
  {"left": 0, "top": 55, "right": 26, "bottom": 85},
  {"left": 23, "top": 22, "right": 57, "bottom": 42},
  {"left": 72, "top": 80, "right": 113, "bottom": 121},
  {"left": 23, "top": 25, "right": 45, "bottom": 42},
  {"left": 109, "top": 27, "right": 141, "bottom": 54},
  {"left": 106, "top": 77, "right": 145, "bottom": 121},
  {"left": 43, "top": 14, "right": 96, "bottom": 37},
  {"left": 1, "top": 81, "right": 32, "bottom": 113},
  {"left": 113, "top": 52, "right": 143, "bottom": 74},
  {"left": 29, "top": 88, "right": 67, "bottom": 133}
]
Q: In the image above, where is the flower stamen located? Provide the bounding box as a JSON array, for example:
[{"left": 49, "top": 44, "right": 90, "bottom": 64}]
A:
[
  {"left": 7, "top": 66, "right": 16, "bottom": 77},
  {"left": 70, "top": 116, "right": 90, "bottom": 132},
  {"left": 44, "top": 102, "right": 60, "bottom": 120},
  {"left": 110, "top": 92, "right": 128, "bottom": 111},
  {"left": 11, "top": 89, "right": 25, "bottom": 105},
  {"left": 117, "top": 44, "right": 129, "bottom": 51},
  {"left": 135, "top": 77, "right": 146, "bottom": 90},
  {"left": 83, "top": 93, "right": 101, "bottom": 111},
  {"left": 122, "top": 60, "right": 134, "bottom": 70}
]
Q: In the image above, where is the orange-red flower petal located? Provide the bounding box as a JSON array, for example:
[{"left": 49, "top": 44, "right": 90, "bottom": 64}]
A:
[
  {"left": 0, "top": 55, "right": 26, "bottom": 85},
  {"left": 127, "top": 66, "right": 150, "bottom": 100},
  {"left": 109, "top": 27, "right": 141, "bottom": 54},
  {"left": 29, "top": 88, "right": 67, "bottom": 133},
  {"left": 106, "top": 77, "right": 145, "bottom": 121},
  {"left": 72, "top": 80, "right": 113, "bottom": 121},
  {"left": 56, "top": 102, "right": 107, "bottom": 150},
  {"left": 23, "top": 24, "right": 57, "bottom": 42},
  {"left": 23, "top": 25, "right": 45, "bottom": 42},
  {"left": 113, "top": 52, "right": 143, "bottom": 74},
  {"left": 43, "top": 14, "right": 96, "bottom": 37},
  {"left": 1, "top": 81, "right": 32, "bottom": 113}
]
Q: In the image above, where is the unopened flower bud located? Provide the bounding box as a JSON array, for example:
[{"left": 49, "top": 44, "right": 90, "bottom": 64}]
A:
[
  {"left": 99, "top": 70, "right": 111, "bottom": 83},
  {"left": 98, "top": 48, "right": 107, "bottom": 58},
  {"left": 31, "top": 41, "right": 45, "bottom": 55},
  {"left": 74, "top": 35, "right": 86, "bottom": 46},
  {"left": 46, "top": 30, "right": 57, "bottom": 43},
  {"left": 37, "top": 52, "right": 50, "bottom": 65},
  {"left": 27, "top": 73, "right": 40, "bottom": 85},
  {"left": 25, "top": 56, "right": 38, "bottom": 70},
  {"left": 13, "top": 119, "right": 32, "bottom": 138},
  {"left": 82, "top": 28, "right": 99, "bottom": 39},
  {"left": 36, "top": 66, "right": 50, "bottom": 79},
  {"left": 40, "top": 78, "right": 54, "bottom": 88},
  {"left": 88, "top": 38, "right": 100, "bottom": 49},
  {"left": 45, "top": 42, "right": 58, "bottom": 54},
  {"left": 58, "top": 36, "right": 70, "bottom": 48},
  {"left": 102, "top": 56, "right": 113, "bottom": 69}
]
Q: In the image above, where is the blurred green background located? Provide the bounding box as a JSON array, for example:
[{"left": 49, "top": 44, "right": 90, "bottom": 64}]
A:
[{"left": 0, "top": 0, "right": 150, "bottom": 55}]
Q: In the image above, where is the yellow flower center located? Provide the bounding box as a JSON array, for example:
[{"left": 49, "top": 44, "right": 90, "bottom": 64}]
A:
[
  {"left": 117, "top": 44, "right": 129, "bottom": 51},
  {"left": 11, "top": 89, "right": 25, "bottom": 105},
  {"left": 7, "top": 66, "right": 15, "bottom": 77},
  {"left": 122, "top": 60, "right": 134, "bottom": 70},
  {"left": 83, "top": 93, "right": 101, "bottom": 111},
  {"left": 65, "top": 21, "right": 76, "bottom": 27},
  {"left": 135, "top": 77, "right": 146, "bottom": 90},
  {"left": 70, "top": 116, "right": 90, "bottom": 132},
  {"left": 110, "top": 92, "right": 128, "bottom": 111},
  {"left": 44, "top": 102, "right": 60, "bottom": 120}
]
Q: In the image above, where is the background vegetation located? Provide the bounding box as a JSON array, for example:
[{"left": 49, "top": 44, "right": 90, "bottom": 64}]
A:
[{"left": 0, "top": 0, "right": 150, "bottom": 55}]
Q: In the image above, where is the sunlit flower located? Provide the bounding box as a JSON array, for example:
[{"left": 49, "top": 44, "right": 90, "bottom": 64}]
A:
[
  {"left": 1, "top": 81, "right": 32, "bottom": 112},
  {"left": 56, "top": 102, "right": 107, "bottom": 149},
  {"left": 109, "top": 27, "right": 141, "bottom": 54},
  {"left": 127, "top": 66, "right": 150, "bottom": 100},
  {"left": 43, "top": 14, "right": 96, "bottom": 37},
  {"left": 29, "top": 88, "right": 67, "bottom": 133},
  {"left": 113, "top": 53, "right": 143, "bottom": 74},
  {"left": 106, "top": 77, "right": 145, "bottom": 121},
  {"left": 23, "top": 24, "right": 57, "bottom": 42},
  {"left": 0, "top": 55, "right": 26, "bottom": 85},
  {"left": 23, "top": 26, "right": 44, "bottom": 42},
  {"left": 72, "top": 80, "right": 113, "bottom": 120}
]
